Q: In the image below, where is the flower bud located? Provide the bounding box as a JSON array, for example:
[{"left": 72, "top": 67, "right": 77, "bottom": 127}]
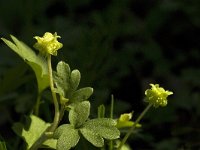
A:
[
  {"left": 116, "top": 112, "right": 141, "bottom": 128},
  {"left": 145, "top": 84, "right": 173, "bottom": 108},
  {"left": 34, "top": 32, "right": 63, "bottom": 56}
]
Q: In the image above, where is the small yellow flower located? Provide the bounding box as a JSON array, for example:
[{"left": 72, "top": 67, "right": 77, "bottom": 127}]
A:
[
  {"left": 34, "top": 32, "right": 63, "bottom": 56},
  {"left": 145, "top": 84, "right": 173, "bottom": 108},
  {"left": 119, "top": 113, "right": 133, "bottom": 122},
  {"left": 116, "top": 112, "right": 141, "bottom": 128}
]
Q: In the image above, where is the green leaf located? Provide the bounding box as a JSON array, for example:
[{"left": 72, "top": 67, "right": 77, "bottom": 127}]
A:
[
  {"left": 80, "top": 128, "right": 104, "bottom": 147},
  {"left": 53, "top": 61, "right": 93, "bottom": 103},
  {"left": 54, "top": 124, "right": 80, "bottom": 150},
  {"left": 27, "top": 61, "right": 49, "bottom": 93},
  {"left": 12, "top": 115, "right": 50, "bottom": 149},
  {"left": 79, "top": 118, "right": 120, "bottom": 148},
  {"left": 70, "top": 69, "right": 81, "bottom": 91},
  {"left": 0, "top": 136, "right": 7, "bottom": 150},
  {"left": 1, "top": 36, "right": 35, "bottom": 61},
  {"left": 53, "top": 61, "right": 71, "bottom": 97},
  {"left": 69, "top": 101, "right": 90, "bottom": 128},
  {"left": 70, "top": 87, "right": 93, "bottom": 102},
  {"left": 1, "top": 36, "right": 49, "bottom": 93},
  {"left": 42, "top": 138, "right": 57, "bottom": 149},
  {"left": 83, "top": 118, "right": 120, "bottom": 140}
]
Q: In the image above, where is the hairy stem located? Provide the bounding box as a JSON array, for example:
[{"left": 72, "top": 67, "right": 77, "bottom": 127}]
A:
[
  {"left": 30, "top": 55, "right": 60, "bottom": 150},
  {"left": 29, "top": 133, "right": 48, "bottom": 150},
  {"left": 117, "top": 104, "right": 152, "bottom": 150},
  {"left": 47, "top": 55, "right": 60, "bottom": 132}
]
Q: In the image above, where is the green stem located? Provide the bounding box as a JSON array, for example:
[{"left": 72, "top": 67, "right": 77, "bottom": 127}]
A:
[
  {"left": 47, "top": 55, "right": 60, "bottom": 132},
  {"left": 117, "top": 104, "right": 152, "bottom": 150},
  {"left": 34, "top": 92, "right": 41, "bottom": 116},
  {"left": 29, "top": 134, "right": 48, "bottom": 150},
  {"left": 110, "top": 95, "right": 114, "bottom": 119},
  {"left": 109, "top": 95, "right": 114, "bottom": 150},
  {"left": 59, "top": 102, "right": 65, "bottom": 123},
  {"left": 30, "top": 55, "right": 60, "bottom": 150}
]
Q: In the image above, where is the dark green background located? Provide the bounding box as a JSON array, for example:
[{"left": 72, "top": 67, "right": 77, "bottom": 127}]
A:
[{"left": 0, "top": 0, "right": 200, "bottom": 149}]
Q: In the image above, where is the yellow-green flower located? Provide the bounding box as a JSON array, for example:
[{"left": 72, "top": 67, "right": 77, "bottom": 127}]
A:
[
  {"left": 34, "top": 32, "right": 63, "bottom": 56},
  {"left": 145, "top": 84, "right": 173, "bottom": 108},
  {"left": 116, "top": 112, "right": 141, "bottom": 128}
]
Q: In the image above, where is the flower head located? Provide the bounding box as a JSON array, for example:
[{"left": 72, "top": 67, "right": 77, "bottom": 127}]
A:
[
  {"left": 34, "top": 32, "right": 63, "bottom": 56},
  {"left": 145, "top": 84, "right": 173, "bottom": 108}
]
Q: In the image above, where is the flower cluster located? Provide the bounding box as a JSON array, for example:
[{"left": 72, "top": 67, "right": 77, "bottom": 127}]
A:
[
  {"left": 145, "top": 84, "right": 173, "bottom": 108},
  {"left": 34, "top": 32, "right": 63, "bottom": 56}
]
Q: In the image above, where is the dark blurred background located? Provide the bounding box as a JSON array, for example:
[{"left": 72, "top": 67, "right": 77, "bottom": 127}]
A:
[{"left": 0, "top": 0, "right": 200, "bottom": 149}]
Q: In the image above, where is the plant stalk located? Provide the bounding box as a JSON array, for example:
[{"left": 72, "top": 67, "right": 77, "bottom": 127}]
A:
[
  {"left": 117, "top": 103, "right": 152, "bottom": 150},
  {"left": 109, "top": 95, "right": 114, "bottom": 150},
  {"left": 34, "top": 92, "right": 41, "bottom": 116},
  {"left": 30, "top": 55, "right": 60, "bottom": 150},
  {"left": 47, "top": 55, "right": 60, "bottom": 132}
]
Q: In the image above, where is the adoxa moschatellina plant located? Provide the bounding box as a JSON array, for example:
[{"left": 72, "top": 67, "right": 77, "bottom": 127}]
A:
[{"left": 1, "top": 32, "right": 173, "bottom": 150}]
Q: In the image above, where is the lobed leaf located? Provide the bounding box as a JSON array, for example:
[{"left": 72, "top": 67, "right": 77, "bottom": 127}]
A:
[
  {"left": 85, "top": 118, "right": 117, "bottom": 126},
  {"left": 80, "top": 128, "right": 104, "bottom": 147},
  {"left": 53, "top": 61, "right": 93, "bottom": 104},
  {"left": 54, "top": 124, "right": 80, "bottom": 150},
  {"left": 69, "top": 101, "right": 90, "bottom": 128},
  {"left": 53, "top": 61, "right": 71, "bottom": 97},
  {"left": 70, "top": 69, "right": 81, "bottom": 91},
  {"left": 70, "top": 87, "right": 93, "bottom": 102},
  {"left": 83, "top": 118, "right": 120, "bottom": 140}
]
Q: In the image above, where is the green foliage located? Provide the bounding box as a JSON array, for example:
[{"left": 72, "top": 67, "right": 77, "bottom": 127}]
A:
[
  {"left": 54, "top": 100, "right": 120, "bottom": 149},
  {"left": 80, "top": 128, "right": 104, "bottom": 147},
  {"left": 1, "top": 36, "right": 49, "bottom": 93},
  {"left": 1, "top": 0, "right": 198, "bottom": 148},
  {"left": 54, "top": 124, "right": 79, "bottom": 150},
  {"left": 54, "top": 61, "right": 93, "bottom": 103},
  {"left": 81, "top": 118, "right": 120, "bottom": 140},
  {"left": 0, "top": 136, "right": 7, "bottom": 150},
  {"left": 70, "top": 87, "right": 93, "bottom": 102},
  {"left": 70, "top": 69, "right": 81, "bottom": 91},
  {"left": 12, "top": 115, "right": 56, "bottom": 149},
  {"left": 79, "top": 118, "right": 120, "bottom": 147},
  {"left": 42, "top": 139, "right": 57, "bottom": 149},
  {"left": 69, "top": 101, "right": 90, "bottom": 128},
  {"left": 53, "top": 61, "right": 71, "bottom": 97},
  {"left": 81, "top": 119, "right": 119, "bottom": 147},
  {"left": 1, "top": 32, "right": 122, "bottom": 150},
  {"left": 0, "top": 29, "right": 177, "bottom": 150}
]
